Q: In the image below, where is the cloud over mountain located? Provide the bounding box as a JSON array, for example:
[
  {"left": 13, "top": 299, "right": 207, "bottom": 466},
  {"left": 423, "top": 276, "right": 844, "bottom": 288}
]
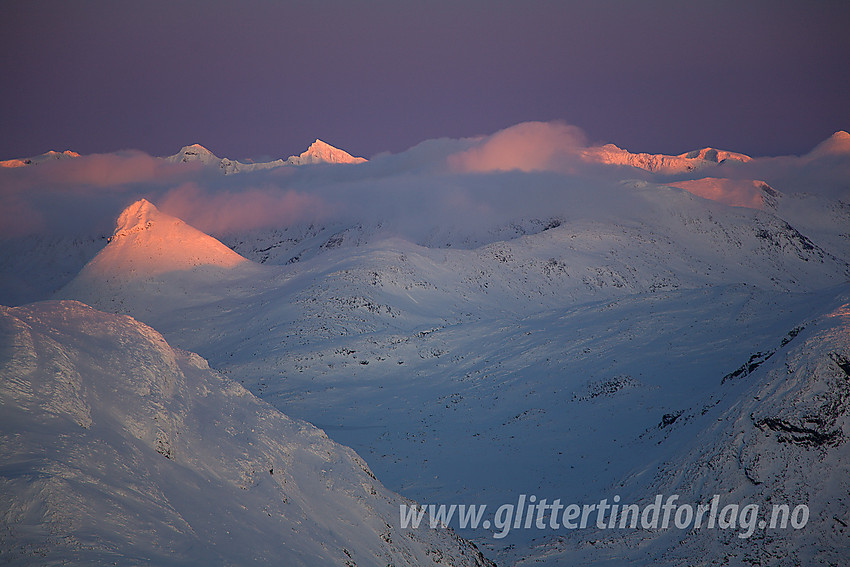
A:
[
  {"left": 448, "top": 121, "right": 588, "bottom": 173},
  {"left": 1, "top": 123, "right": 849, "bottom": 243}
]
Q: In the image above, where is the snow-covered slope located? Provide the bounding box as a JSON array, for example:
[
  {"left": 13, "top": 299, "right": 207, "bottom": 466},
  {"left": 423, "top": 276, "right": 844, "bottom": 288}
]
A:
[
  {"left": 519, "top": 291, "right": 850, "bottom": 566},
  {"left": 664, "top": 178, "right": 779, "bottom": 209},
  {"left": 0, "top": 300, "right": 493, "bottom": 566},
  {"left": 60, "top": 184, "right": 850, "bottom": 324}
]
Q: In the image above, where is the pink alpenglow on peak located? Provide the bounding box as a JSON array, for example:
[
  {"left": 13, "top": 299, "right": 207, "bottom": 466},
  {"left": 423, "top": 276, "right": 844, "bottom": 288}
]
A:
[
  {"left": 77, "top": 198, "right": 249, "bottom": 282},
  {"left": 808, "top": 131, "right": 850, "bottom": 158},
  {"left": 0, "top": 149, "right": 80, "bottom": 168},
  {"left": 56, "top": 199, "right": 258, "bottom": 316},
  {"left": 286, "top": 139, "right": 367, "bottom": 165},
  {"left": 163, "top": 140, "right": 365, "bottom": 173},
  {"left": 580, "top": 144, "right": 751, "bottom": 174}
]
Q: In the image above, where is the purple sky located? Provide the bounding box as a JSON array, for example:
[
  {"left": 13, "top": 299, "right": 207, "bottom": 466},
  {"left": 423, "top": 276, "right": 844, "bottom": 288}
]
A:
[{"left": 2, "top": 0, "right": 848, "bottom": 161}]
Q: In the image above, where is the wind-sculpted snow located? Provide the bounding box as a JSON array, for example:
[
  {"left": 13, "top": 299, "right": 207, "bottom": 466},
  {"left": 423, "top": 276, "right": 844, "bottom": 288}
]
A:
[{"left": 0, "top": 301, "right": 493, "bottom": 566}]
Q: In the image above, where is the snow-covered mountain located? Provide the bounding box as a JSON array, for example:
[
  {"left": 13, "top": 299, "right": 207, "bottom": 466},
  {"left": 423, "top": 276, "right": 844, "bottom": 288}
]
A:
[
  {"left": 164, "top": 142, "right": 222, "bottom": 166},
  {"left": 0, "top": 300, "right": 493, "bottom": 566},
  {"left": 580, "top": 143, "right": 751, "bottom": 174},
  {"left": 0, "top": 140, "right": 371, "bottom": 175},
  {"left": 164, "top": 139, "right": 366, "bottom": 173},
  {"left": 4, "top": 124, "right": 850, "bottom": 566},
  {"left": 68, "top": 198, "right": 248, "bottom": 278},
  {"left": 59, "top": 199, "right": 264, "bottom": 318},
  {"left": 284, "top": 139, "right": 368, "bottom": 165},
  {"left": 0, "top": 149, "right": 79, "bottom": 168},
  {"left": 164, "top": 143, "right": 286, "bottom": 174},
  {"left": 807, "top": 130, "right": 850, "bottom": 158}
]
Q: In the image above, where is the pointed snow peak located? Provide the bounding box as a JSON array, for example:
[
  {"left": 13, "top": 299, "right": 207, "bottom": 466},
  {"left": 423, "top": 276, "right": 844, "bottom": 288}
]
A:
[
  {"left": 61, "top": 199, "right": 249, "bottom": 296},
  {"left": 308, "top": 138, "right": 333, "bottom": 151},
  {"left": 809, "top": 130, "right": 850, "bottom": 157},
  {"left": 184, "top": 143, "right": 213, "bottom": 152},
  {"left": 114, "top": 198, "right": 162, "bottom": 237},
  {"left": 287, "top": 139, "right": 367, "bottom": 165}
]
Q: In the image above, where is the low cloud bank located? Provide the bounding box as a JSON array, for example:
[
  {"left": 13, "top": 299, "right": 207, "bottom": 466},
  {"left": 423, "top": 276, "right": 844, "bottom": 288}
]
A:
[{"left": 1, "top": 122, "right": 847, "bottom": 241}]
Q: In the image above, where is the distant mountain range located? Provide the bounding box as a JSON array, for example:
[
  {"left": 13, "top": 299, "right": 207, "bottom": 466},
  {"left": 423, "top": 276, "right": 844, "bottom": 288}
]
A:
[
  {"left": 8, "top": 130, "right": 847, "bottom": 176},
  {"left": 1, "top": 139, "right": 367, "bottom": 173}
]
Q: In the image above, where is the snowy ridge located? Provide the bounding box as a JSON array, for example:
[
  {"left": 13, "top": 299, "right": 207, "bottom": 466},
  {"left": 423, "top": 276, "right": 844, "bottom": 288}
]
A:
[
  {"left": 0, "top": 300, "right": 493, "bottom": 566},
  {"left": 164, "top": 139, "right": 366, "bottom": 173},
  {"left": 0, "top": 150, "right": 80, "bottom": 168},
  {"left": 163, "top": 142, "right": 222, "bottom": 166},
  {"left": 581, "top": 143, "right": 751, "bottom": 174},
  {"left": 164, "top": 143, "right": 288, "bottom": 174}
]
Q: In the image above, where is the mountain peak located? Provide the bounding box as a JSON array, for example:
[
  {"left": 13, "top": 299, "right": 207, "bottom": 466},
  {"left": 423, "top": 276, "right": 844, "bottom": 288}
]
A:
[
  {"left": 308, "top": 138, "right": 333, "bottom": 151},
  {"left": 165, "top": 144, "right": 220, "bottom": 164},
  {"left": 57, "top": 200, "right": 254, "bottom": 314},
  {"left": 287, "top": 139, "right": 367, "bottom": 165},
  {"left": 808, "top": 130, "right": 850, "bottom": 158},
  {"left": 68, "top": 199, "right": 249, "bottom": 286},
  {"left": 114, "top": 198, "right": 161, "bottom": 237}
]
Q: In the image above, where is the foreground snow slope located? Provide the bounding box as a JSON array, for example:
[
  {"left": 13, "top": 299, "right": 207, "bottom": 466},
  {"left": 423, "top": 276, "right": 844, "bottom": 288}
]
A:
[
  {"left": 0, "top": 300, "right": 492, "bottom": 566},
  {"left": 520, "top": 291, "right": 850, "bottom": 566}
]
